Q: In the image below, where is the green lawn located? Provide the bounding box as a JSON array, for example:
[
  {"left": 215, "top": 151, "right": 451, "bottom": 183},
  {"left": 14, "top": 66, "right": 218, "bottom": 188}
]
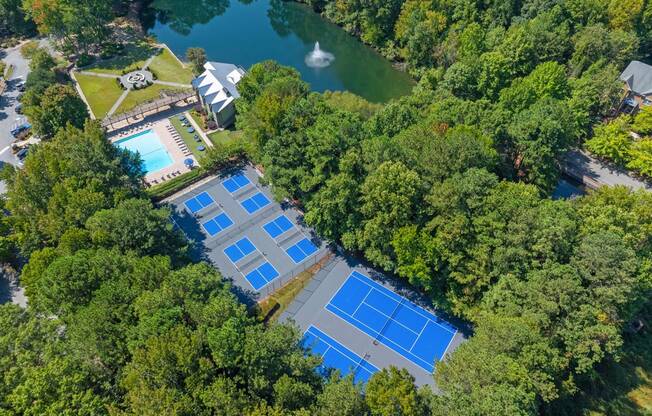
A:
[
  {"left": 169, "top": 115, "right": 206, "bottom": 155},
  {"left": 85, "top": 43, "right": 154, "bottom": 75},
  {"left": 208, "top": 129, "right": 245, "bottom": 146},
  {"left": 189, "top": 110, "right": 205, "bottom": 131},
  {"left": 148, "top": 48, "right": 193, "bottom": 84},
  {"left": 114, "top": 84, "right": 186, "bottom": 114},
  {"left": 74, "top": 73, "right": 125, "bottom": 118}
]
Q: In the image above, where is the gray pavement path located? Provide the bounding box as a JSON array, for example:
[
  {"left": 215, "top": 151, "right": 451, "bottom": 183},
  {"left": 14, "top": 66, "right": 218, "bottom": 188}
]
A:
[
  {"left": 78, "top": 70, "right": 117, "bottom": 78},
  {"left": 563, "top": 149, "right": 651, "bottom": 191},
  {"left": 107, "top": 90, "right": 130, "bottom": 117}
]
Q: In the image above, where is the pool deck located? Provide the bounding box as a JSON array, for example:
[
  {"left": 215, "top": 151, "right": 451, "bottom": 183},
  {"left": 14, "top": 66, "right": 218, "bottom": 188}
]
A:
[{"left": 108, "top": 118, "right": 198, "bottom": 185}]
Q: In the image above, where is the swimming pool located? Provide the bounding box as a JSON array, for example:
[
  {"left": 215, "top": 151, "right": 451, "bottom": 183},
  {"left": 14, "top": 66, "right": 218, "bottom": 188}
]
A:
[{"left": 114, "top": 129, "right": 173, "bottom": 174}]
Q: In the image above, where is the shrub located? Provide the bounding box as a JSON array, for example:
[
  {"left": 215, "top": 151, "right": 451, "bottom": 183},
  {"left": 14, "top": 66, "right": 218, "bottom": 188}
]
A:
[
  {"left": 146, "top": 168, "right": 206, "bottom": 200},
  {"left": 20, "top": 41, "right": 39, "bottom": 59}
]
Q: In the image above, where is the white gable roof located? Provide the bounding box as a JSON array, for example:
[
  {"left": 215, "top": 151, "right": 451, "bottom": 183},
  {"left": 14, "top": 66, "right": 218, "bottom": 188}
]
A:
[{"left": 193, "top": 61, "right": 245, "bottom": 113}]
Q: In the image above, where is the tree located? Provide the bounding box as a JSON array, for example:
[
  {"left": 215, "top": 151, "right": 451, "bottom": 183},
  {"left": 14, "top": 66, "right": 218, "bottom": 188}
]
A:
[
  {"left": 585, "top": 116, "right": 633, "bottom": 166},
  {"left": 365, "top": 367, "right": 425, "bottom": 416},
  {"left": 0, "top": 0, "right": 36, "bottom": 36},
  {"left": 313, "top": 375, "right": 368, "bottom": 416},
  {"left": 2, "top": 121, "right": 142, "bottom": 254},
  {"left": 85, "top": 198, "right": 184, "bottom": 257},
  {"left": 626, "top": 138, "right": 652, "bottom": 176},
  {"left": 632, "top": 105, "right": 652, "bottom": 135},
  {"left": 28, "top": 47, "right": 56, "bottom": 71},
  {"left": 507, "top": 98, "right": 576, "bottom": 193},
  {"left": 347, "top": 161, "right": 423, "bottom": 270},
  {"left": 23, "top": 84, "right": 89, "bottom": 137},
  {"left": 186, "top": 47, "right": 207, "bottom": 74}
]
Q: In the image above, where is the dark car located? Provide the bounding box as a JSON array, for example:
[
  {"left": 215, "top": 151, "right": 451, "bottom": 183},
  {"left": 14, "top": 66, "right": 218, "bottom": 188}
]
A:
[
  {"left": 16, "top": 147, "right": 29, "bottom": 160},
  {"left": 15, "top": 103, "right": 23, "bottom": 114},
  {"left": 10, "top": 123, "right": 31, "bottom": 138}
]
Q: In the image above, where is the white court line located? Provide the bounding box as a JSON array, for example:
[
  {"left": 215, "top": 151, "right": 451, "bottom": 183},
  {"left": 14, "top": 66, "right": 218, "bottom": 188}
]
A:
[
  {"left": 351, "top": 287, "right": 373, "bottom": 316},
  {"left": 307, "top": 327, "right": 379, "bottom": 373},
  {"left": 350, "top": 272, "right": 457, "bottom": 335},
  {"left": 440, "top": 330, "right": 458, "bottom": 359},
  {"left": 324, "top": 302, "right": 433, "bottom": 370}
]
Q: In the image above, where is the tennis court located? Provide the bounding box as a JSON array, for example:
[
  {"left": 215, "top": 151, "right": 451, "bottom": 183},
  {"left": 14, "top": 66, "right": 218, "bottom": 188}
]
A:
[
  {"left": 201, "top": 212, "right": 234, "bottom": 237},
  {"left": 224, "top": 237, "right": 257, "bottom": 263},
  {"left": 286, "top": 238, "right": 319, "bottom": 264},
  {"left": 245, "top": 261, "right": 280, "bottom": 290},
  {"left": 263, "top": 215, "right": 294, "bottom": 239},
  {"left": 241, "top": 192, "right": 271, "bottom": 214},
  {"left": 184, "top": 191, "right": 215, "bottom": 214},
  {"left": 222, "top": 174, "right": 251, "bottom": 193},
  {"left": 326, "top": 271, "right": 456, "bottom": 373},
  {"left": 303, "top": 325, "right": 378, "bottom": 384}
]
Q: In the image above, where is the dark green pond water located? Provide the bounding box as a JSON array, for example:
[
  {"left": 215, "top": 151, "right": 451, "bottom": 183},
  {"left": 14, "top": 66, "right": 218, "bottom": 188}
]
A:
[{"left": 143, "top": 0, "right": 414, "bottom": 102}]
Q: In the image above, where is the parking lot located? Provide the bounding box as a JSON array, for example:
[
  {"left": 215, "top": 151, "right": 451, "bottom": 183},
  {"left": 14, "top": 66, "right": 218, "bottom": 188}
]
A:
[{"left": 167, "top": 165, "right": 329, "bottom": 300}]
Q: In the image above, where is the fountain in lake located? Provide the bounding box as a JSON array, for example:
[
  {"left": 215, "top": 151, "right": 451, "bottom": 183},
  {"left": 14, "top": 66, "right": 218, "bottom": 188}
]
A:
[{"left": 305, "top": 42, "right": 335, "bottom": 68}]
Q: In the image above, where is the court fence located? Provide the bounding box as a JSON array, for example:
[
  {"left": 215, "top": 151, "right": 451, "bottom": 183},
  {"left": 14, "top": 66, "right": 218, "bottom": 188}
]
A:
[{"left": 254, "top": 248, "right": 335, "bottom": 321}]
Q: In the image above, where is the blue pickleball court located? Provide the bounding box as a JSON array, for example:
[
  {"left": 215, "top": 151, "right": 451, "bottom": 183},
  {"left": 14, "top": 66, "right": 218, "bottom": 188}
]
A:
[
  {"left": 222, "top": 174, "right": 251, "bottom": 193},
  {"left": 245, "top": 261, "right": 280, "bottom": 290},
  {"left": 303, "top": 325, "right": 378, "bottom": 384},
  {"left": 183, "top": 191, "right": 215, "bottom": 213},
  {"left": 224, "top": 237, "right": 257, "bottom": 263},
  {"left": 263, "top": 215, "right": 294, "bottom": 239},
  {"left": 326, "top": 271, "right": 457, "bottom": 373},
  {"left": 201, "top": 212, "right": 234, "bottom": 237},
  {"left": 240, "top": 192, "right": 271, "bottom": 214},
  {"left": 285, "top": 238, "right": 318, "bottom": 263}
]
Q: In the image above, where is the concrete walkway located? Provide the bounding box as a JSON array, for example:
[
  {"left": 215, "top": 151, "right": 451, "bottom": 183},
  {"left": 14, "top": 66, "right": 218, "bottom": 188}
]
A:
[
  {"left": 107, "top": 90, "right": 130, "bottom": 117},
  {"left": 562, "top": 149, "right": 651, "bottom": 191}
]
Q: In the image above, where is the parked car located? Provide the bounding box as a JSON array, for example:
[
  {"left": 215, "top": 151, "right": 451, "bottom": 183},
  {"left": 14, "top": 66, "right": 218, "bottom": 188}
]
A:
[
  {"left": 15, "top": 103, "right": 22, "bottom": 114},
  {"left": 16, "top": 81, "right": 26, "bottom": 92},
  {"left": 10, "top": 122, "right": 31, "bottom": 138},
  {"left": 16, "top": 147, "right": 28, "bottom": 160}
]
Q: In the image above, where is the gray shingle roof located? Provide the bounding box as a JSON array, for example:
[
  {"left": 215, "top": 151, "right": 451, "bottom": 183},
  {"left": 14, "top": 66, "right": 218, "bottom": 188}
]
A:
[{"left": 620, "top": 61, "right": 652, "bottom": 96}]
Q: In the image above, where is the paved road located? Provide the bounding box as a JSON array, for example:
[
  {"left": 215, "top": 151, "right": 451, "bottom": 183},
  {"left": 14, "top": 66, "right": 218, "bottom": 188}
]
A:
[
  {"left": 0, "top": 41, "right": 37, "bottom": 308},
  {"left": 562, "top": 149, "right": 651, "bottom": 191},
  {"left": 0, "top": 42, "right": 30, "bottom": 168}
]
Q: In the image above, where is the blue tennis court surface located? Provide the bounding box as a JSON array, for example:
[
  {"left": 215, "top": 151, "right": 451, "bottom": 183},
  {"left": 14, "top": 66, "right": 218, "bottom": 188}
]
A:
[
  {"left": 222, "top": 174, "right": 251, "bottom": 193},
  {"left": 245, "top": 261, "right": 280, "bottom": 290},
  {"left": 303, "top": 326, "right": 378, "bottom": 384},
  {"left": 326, "top": 271, "right": 456, "bottom": 373},
  {"left": 286, "top": 238, "right": 318, "bottom": 263},
  {"left": 224, "top": 237, "right": 257, "bottom": 263},
  {"left": 201, "top": 212, "right": 233, "bottom": 237},
  {"left": 184, "top": 192, "right": 214, "bottom": 213},
  {"left": 241, "top": 192, "right": 271, "bottom": 214},
  {"left": 263, "top": 215, "right": 294, "bottom": 239}
]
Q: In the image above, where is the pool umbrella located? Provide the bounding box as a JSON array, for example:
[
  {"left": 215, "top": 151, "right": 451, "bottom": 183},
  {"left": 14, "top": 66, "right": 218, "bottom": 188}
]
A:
[{"left": 184, "top": 158, "right": 194, "bottom": 167}]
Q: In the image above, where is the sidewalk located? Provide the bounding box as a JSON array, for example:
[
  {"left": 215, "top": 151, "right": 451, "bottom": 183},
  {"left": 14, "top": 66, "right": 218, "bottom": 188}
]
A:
[{"left": 562, "top": 149, "right": 651, "bottom": 191}]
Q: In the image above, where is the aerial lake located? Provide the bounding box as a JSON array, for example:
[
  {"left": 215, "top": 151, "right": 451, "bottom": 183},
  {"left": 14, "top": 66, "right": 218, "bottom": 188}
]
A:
[{"left": 143, "top": 0, "right": 414, "bottom": 102}]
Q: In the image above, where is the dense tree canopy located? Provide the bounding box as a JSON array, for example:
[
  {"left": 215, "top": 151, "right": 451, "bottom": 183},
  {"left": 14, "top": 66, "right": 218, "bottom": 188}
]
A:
[{"left": 3, "top": 0, "right": 652, "bottom": 414}]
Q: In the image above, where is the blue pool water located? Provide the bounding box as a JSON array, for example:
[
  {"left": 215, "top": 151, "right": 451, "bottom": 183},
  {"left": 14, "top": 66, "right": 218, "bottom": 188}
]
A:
[{"left": 114, "top": 129, "right": 173, "bottom": 173}]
